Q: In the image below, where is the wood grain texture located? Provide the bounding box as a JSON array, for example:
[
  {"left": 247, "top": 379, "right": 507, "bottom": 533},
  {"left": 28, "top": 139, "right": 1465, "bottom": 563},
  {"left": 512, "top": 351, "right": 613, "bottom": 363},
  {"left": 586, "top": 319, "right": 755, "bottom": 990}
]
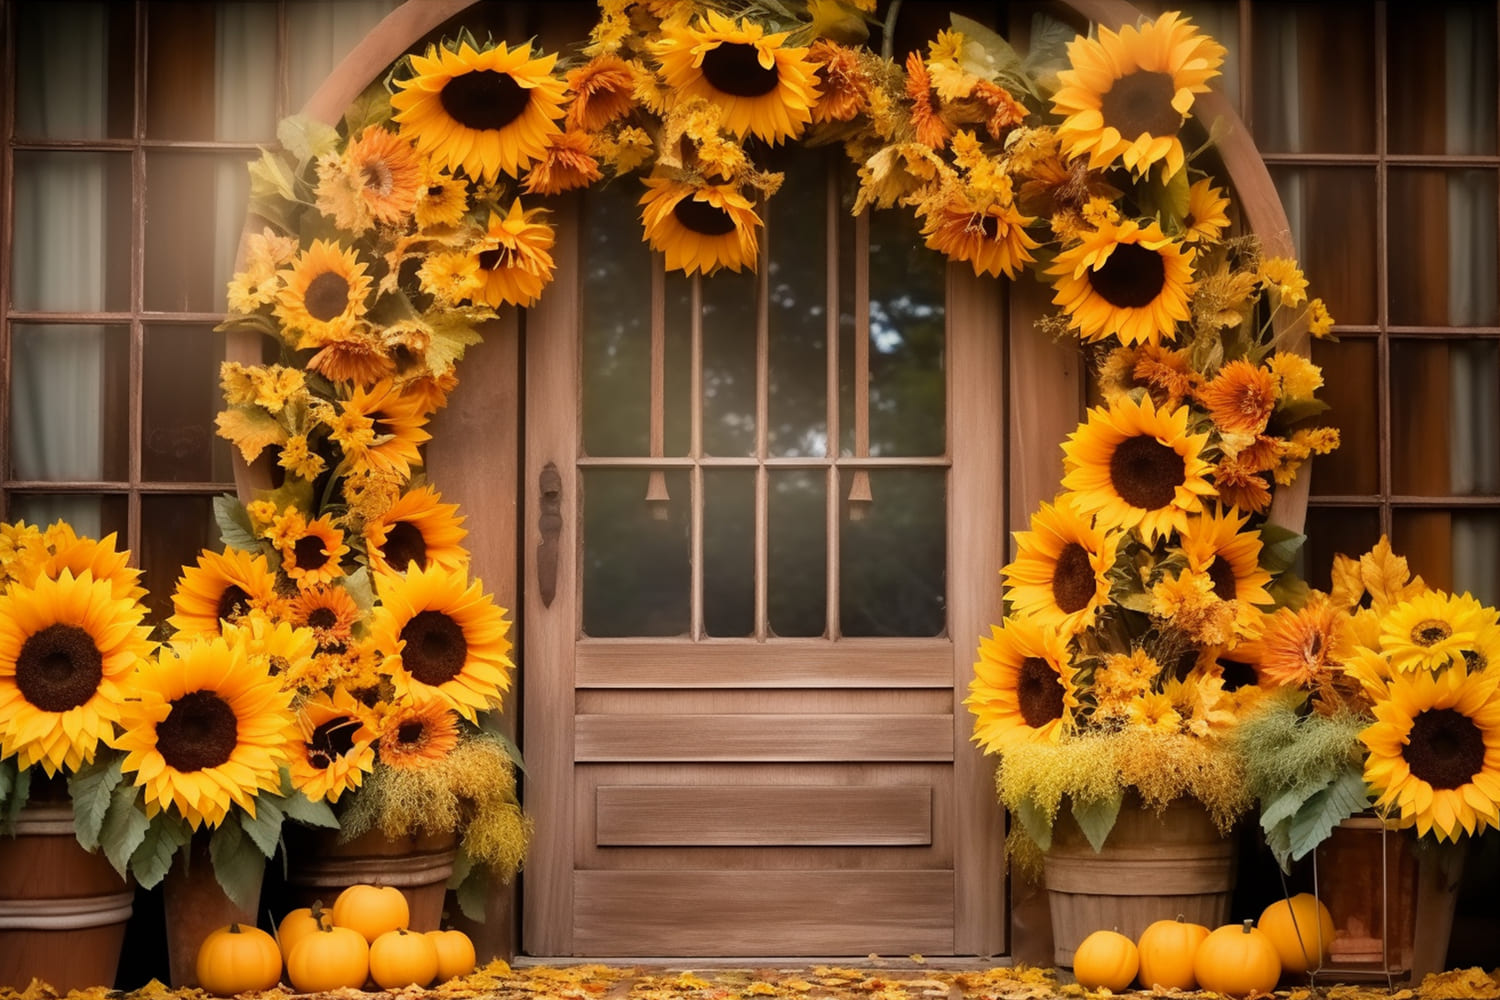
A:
[
  {"left": 573, "top": 870, "right": 956, "bottom": 956},
  {"left": 575, "top": 714, "right": 955, "bottom": 762},
  {"left": 575, "top": 639, "right": 954, "bottom": 688},
  {"left": 594, "top": 784, "right": 933, "bottom": 846}
]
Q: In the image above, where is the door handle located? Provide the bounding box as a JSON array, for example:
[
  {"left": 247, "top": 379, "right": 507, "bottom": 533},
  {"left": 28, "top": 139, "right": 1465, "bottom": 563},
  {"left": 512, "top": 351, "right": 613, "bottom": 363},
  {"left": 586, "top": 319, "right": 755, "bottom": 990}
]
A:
[{"left": 537, "top": 462, "right": 562, "bottom": 607}]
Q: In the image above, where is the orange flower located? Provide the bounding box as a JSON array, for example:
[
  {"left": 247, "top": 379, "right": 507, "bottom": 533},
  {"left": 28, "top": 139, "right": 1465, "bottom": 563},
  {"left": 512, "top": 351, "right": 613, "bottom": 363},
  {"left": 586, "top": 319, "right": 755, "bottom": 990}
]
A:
[
  {"left": 522, "top": 130, "right": 603, "bottom": 196},
  {"left": 1197, "top": 359, "right": 1277, "bottom": 437},
  {"left": 904, "top": 51, "right": 950, "bottom": 149},
  {"left": 565, "top": 53, "right": 638, "bottom": 131},
  {"left": 809, "top": 40, "right": 870, "bottom": 124}
]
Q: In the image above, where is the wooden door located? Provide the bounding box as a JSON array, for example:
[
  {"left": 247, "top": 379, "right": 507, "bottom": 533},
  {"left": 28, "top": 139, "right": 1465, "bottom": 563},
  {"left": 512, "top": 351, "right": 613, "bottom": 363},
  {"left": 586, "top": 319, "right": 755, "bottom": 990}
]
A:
[{"left": 521, "top": 146, "right": 1008, "bottom": 958}]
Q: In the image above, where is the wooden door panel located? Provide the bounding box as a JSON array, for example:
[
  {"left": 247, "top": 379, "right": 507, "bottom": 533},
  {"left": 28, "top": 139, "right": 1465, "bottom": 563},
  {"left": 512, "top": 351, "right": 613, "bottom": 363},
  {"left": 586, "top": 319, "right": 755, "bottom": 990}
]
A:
[
  {"left": 574, "top": 714, "right": 955, "bottom": 762},
  {"left": 573, "top": 870, "right": 957, "bottom": 956},
  {"left": 574, "top": 638, "right": 954, "bottom": 687}
]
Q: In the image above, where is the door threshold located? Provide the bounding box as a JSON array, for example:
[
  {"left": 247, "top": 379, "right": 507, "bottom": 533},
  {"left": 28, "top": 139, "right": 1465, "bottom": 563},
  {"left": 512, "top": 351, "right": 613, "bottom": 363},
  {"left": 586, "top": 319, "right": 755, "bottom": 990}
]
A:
[{"left": 512, "top": 956, "right": 1011, "bottom": 971}]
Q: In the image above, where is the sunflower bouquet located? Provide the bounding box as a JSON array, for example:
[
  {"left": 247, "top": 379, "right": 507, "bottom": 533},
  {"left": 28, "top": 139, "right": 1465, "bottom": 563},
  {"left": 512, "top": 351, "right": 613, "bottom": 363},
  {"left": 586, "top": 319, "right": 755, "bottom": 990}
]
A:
[{"left": 1235, "top": 537, "right": 1500, "bottom": 871}]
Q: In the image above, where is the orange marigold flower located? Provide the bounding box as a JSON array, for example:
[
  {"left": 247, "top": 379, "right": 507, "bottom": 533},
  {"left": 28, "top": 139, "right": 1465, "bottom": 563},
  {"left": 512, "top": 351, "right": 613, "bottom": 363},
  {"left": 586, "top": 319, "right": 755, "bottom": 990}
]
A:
[
  {"left": 809, "top": 40, "right": 870, "bottom": 124},
  {"left": 1197, "top": 359, "right": 1277, "bottom": 437},
  {"left": 522, "top": 130, "right": 603, "bottom": 196},
  {"left": 565, "top": 53, "right": 639, "bottom": 131},
  {"left": 1211, "top": 455, "right": 1272, "bottom": 514},
  {"left": 904, "top": 50, "right": 950, "bottom": 149}
]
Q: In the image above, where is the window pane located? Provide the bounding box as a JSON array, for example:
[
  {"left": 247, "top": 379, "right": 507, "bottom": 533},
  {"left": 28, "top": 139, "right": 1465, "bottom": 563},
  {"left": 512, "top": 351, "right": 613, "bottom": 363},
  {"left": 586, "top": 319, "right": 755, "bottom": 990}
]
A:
[
  {"left": 1388, "top": 2, "right": 1497, "bottom": 156},
  {"left": 582, "top": 180, "right": 652, "bottom": 457},
  {"left": 1251, "top": 2, "right": 1376, "bottom": 154},
  {"left": 1390, "top": 339, "right": 1500, "bottom": 497},
  {"left": 146, "top": 2, "right": 280, "bottom": 141},
  {"left": 702, "top": 269, "right": 759, "bottom": 457},
  {"left": 703, "top": 469, "right": 755, "bottom": 638},
  {"left": 145, "top": 151, "right": 255, "bottom": 313},
  {"left": 1388, "top": 168, "right": 1499, "bottom": 328},
  {"left": 140, "top": 493, "right": 221, "bottom": 626},
  {"left": 14, "top": 1, "right": 134, "bottom": 140},
  {"left": 1309, "top": 337, "right": 1379, "bottom": 497},
  {"left": 284, "top": 1, "right": 403, "bottom": 115},
  {"left": 9, "top": 325, "right": 130, "bottom": 482},
  {"left": 1389, "top": 508, "right": 1500, "bottom": 603},
  {"left": 1271, "top": 166, "right": 1379, "bottom": 327},
  {"left": 143, "top": 325, "right": 235, "bottom": 483},
  {"left": 767, "top": 470, "right": 826, "bottom": 637},
  {"left": 768, "top": 152, "right": 829, "bottom": 458},
  {"left": 12, "top": 152, "right": 134, "bottom": 313},
  {"left": 582, "top": 469, "right": 690, "bottom": 637},
  {"left": 840, "top": 469, "right": 946, "bottom": 638},
  {"left": 865, "top": 208, "right": 945, "bottom": 457},
  {"left": 4, "top": 494, "right": 128, "bottom": 554},
  {"left": 1300, "top": 506, "right": 1381, "bottom": 593}
]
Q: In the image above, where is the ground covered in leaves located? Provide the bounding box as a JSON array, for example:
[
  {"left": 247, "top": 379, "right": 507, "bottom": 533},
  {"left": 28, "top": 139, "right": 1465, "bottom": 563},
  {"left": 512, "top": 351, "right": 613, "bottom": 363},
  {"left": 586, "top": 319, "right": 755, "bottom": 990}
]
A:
[{"left": 4, "top": 963, "right": 1500, "bottom": 1000}]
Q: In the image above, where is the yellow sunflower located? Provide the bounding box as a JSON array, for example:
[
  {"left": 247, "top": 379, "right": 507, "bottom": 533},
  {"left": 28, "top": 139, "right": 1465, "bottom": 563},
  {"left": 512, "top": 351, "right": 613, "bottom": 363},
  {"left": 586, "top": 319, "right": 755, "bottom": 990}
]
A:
[
  {"left": 917, "top": 183, "right": 1039, "bottom": 280},
  {"left": 372, "top": 695, "right": 461, "bottom": 770},
  {"left": 274, "top": 512, "right": 350, "bottom": 590},
  {"left": 219, "top": 615, "right": 318, "bottom": 693},
  {"left": 650, "top": 9, "right": 820, "bottom": 145},
  {"left": 19, "top": 523, "right": 146, "bottom": 603},
  {"left": 288, "top": 583, "right": 362, "bottom": 649},
  {"left": 1183, "top": 178, "right": 1231, "bottom": 244},
  {"left": 390, "top": 39, "right": 567, "bottom": 182},
  {"left": 414, "top": 161, "right": 471, "bottom": 231},
  {"left": 1177, "top": 504, "right": 1274, "bottom": 608},
  {"left": 965, "top": 616, "right": 1080, "bottom": 752},
  {"left": 112, "top": 635, "right": 295, "bottom": 829},
  {"left": 1380, "top": 591, "right": 1500, "bottom": 675},
  {"left": 1060, "top": 393, "right": 1217, "bottom": 544},
  {"left": 639, "top": 171, "right": 762, "bottom": 276},
  {"left": 1002, "top": 494, "right": 1120, "bottom": 637},
  {"left": 1362, "top": 663, "right": 1500, "bottom": 842},
  {"left": 1051, "top": 11, "right": 1226, "bottom": 178},
  {"left": 167, "top": 546, "right": 282, "bottom": 638},
  {"left": 363, "top": 484, "right": 470, "bottom": 577},
  {"left": 304, "top": 327, "right": 395, "bottom": 388},
  {"left": 473, "top": 200, "right": 557, "bottom": 308},
  {"left": 0, "top": 570, "right": 155, "bottom": 776},
  {"left": 1046, "top": 217, "right": 1196, "bottom": 347},
  {"left": 274, "top": 239, "right": 374, "bottom": 344},
  {"left": 339, "top": 379, "right": 433, "bottom": 479},
  {"left": 287, "top": 687, "right": 377, "bottom": 804},
  {"left": 368, "top": 563, "right": 514, "bottom": 722}
]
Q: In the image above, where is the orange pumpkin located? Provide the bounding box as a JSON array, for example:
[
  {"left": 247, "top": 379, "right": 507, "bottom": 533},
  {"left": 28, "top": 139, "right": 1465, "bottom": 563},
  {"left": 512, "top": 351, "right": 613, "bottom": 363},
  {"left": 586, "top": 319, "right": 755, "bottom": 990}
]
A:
[
  {"left": 286, "top": 924, "right": 370, "bottom": 993},
  {"left": 1136, "top": 915, "right": 1209, "bottom": 990},
  {"left": 426, "top": 928, "right": 478, "bottom": 981},
  {"left": 369, "top": 927, "right": 440, "bottom": 988},
  {"left": 1193, "top": 920, "right": 1282, "bottom": 997},
  {"left": 195, "top": 922, "right": 283, "bottom": 996},
  {"left": 331, "top": 883, "right": 410, "bottom": 943},
  {"left": 1258, "top": 892, "right": 1335, "bottom": 974},
  {"left": 275, "top": 902, "right": 332, "bottom": 963},
  {"left": 1072, "top": 929, "right": 1139, "bottom": 991}
]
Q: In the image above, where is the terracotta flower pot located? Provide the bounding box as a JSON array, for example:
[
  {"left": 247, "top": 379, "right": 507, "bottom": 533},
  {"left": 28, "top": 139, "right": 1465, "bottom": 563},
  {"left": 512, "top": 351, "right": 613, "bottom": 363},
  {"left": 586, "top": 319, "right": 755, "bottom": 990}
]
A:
[
  {"left": 282, "top": 826, "right": 458, "bottom": 932},
  {"left": 161, "top": 834, "right": 261, "bottom": 988}
]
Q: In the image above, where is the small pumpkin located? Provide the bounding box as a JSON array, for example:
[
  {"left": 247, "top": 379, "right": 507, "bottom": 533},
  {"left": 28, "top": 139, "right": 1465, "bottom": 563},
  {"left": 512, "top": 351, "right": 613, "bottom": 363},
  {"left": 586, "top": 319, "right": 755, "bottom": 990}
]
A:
[
  {"left": 331, "top": 882, "right": 410, "bottom": 943},
  {"left": 275, "top": 902, "right": 332, "bottom": 963},
  {"left": 285, "top": 923, "right": 370, "bottom": 993},
  {"left": 1258, "top": 892, "right": 1336, "bottom": 974},
  {"left": 370, "top": 927, "right": 440, "bottom": 988},
  {"left": 1136, "top": 915, "right": 1209, "bottom": 990},
  {"left": 195, "top": 922, "right": 283, "bottom": 997},
  {"left": 1072, "top": 928, "right": 1139, "bottom": 991},
  {"left": 426, "top": 928, "right": 478, "bottom": 981},
  {"left": 1193, "top": 920, "right": 1282, "bottom": 997}
]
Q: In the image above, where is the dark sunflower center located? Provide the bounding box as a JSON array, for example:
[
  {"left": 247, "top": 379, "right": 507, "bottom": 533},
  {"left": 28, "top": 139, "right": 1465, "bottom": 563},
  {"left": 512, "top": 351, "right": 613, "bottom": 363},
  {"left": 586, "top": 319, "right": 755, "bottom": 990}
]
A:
[
  {"left": 1099, "top": 70, "right": 1183, "bottom": 142},
  {"left": 700, "top": 42, "right": 781, "bottom": 98},
  {"left": 1413, "top": 619, "right": 1452, "bottom": 647},
  {"left": 1017, "top": 656, "right": 1066, "bottom": 730},
  {"left": 304, "top": 271, "right": 351, "bottom": 322},
  {"left": 1463, "top": 649, "right": 1489, "bottom": 671},
  {"left": 1051, "top": 542, "right": 1097, "bottom": 615},
  {"left": 384, "top": 521, "right": 429, "bottom": 572},
  {"left": 978, "top": 214, "right": 1004, "bottom": 240},
  {"left": 673, "top": 197, "right": 738, "bottom": 237},
  {"left": 15, "top": 623, "right": 104, "bottom": 713},
  {"left": 294, "top": 534, "right": 332, "bottom": 572},
  {"left": 1090, "top": 241, "right": 1167, "bottom": 309},
  {"left": 400, "top": 610, "right": 468, "bottom": 685},
  {"left": 308, "top": 607, "right": 339, "bottom": 630},
  {"left": 1217, "top": 656, "right": 1258, "bottom": 692},
  {"left": 360, "top": 162, "right": 394, "bottom": 196},
  {"left": 1109, "top": 434, "right": 1185, "bottom": 510},
  {"left": 477, "top": 246, "right": 517, "bottom": 271},
  {"left": 397, "top": 721, "right": 426, "bottom": 745},
  {"left": 1406, "top": 707, "right": 1485, "bottom": 790},
  {"left": 438, "top": 69, "right": 530, "bottom": 131},
  {"left": 307, "top": 716, "right": 357, "bottom": 767},
  {"left": 157, "top": 690, "right": 239, "bottom": 772},
  {"left": 216, "top": 585, "right": 252, "bottom": 624},
  {"left": 1207, "top": 557, "right": 1237, "bottom": 601}
]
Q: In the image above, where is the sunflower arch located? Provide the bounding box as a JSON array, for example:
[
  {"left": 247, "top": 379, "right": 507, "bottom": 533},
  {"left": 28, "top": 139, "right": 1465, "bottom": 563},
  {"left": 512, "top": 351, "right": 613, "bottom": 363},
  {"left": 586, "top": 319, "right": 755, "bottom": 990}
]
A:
[{"left": 222, "top": 0, "right": 1314, "bottom": 961}]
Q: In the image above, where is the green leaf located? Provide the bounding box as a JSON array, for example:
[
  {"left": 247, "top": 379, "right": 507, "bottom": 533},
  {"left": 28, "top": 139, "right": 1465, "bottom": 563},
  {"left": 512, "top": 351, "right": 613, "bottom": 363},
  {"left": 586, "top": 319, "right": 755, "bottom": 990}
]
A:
[
  {"left": 100, "top": 784, "right": 151, "bottom": 879},
  {"left": 69, "top": 755, "right": 125, "bottom": 850},
  {"left": 214, "top": 494, "right": 261, "bottom": 552},
  {"left": 247, "top": 148, "right": 298, "bottom": 205},
  {"left": 1256, "top": 523, "right": 1306, "bottom": 576},
  {"left": 1071, "top": 792, "right": 1124, "bottom": 852},
  {"left": 128, "top": 815, "right": 191, "bottom": 890},
  {"left": 1012, "top": 797, "right": 1054, "bottom": 852},
  {"left": 1287, "top": 769, "right": 1371, "bottom": 864},
  {"left": 213, "top": 312, "right": 282, "bottom": 342},
  {"left": 1259, "top": 781, "right": 1322, "bottom": 831},
  {"left": 277, "top": 114, "right": 339, "bottom": 170},
  {"left": 341, "top": 568, "right": 376, "bottom": 618},
  {"left": 280, "top": 791, "right": 341, "bottom": 831},
  {"left": 343, "top": 79, "right": 395, "bottom": 136},
  {"left": 1276, "top": 397, "right": 1333, "bottom": 424},
  {"left": 210, "top": 817, "right": 268, "bottom": 911},
  {"left": 0, "top": 763, "right": 30, "bottom": 833},
  {"left": 239, "top": 796, "right": 286, "bottom": 860},
  {"left": 1262, "top": 817, "right": 1295, "bottom": 873}
]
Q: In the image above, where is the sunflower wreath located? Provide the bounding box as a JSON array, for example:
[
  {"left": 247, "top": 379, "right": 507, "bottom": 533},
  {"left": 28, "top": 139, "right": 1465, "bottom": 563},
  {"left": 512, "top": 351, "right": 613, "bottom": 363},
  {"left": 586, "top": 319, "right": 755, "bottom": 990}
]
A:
[{"left": 209, "top": 1, "right": 1352, "bottom": 885}]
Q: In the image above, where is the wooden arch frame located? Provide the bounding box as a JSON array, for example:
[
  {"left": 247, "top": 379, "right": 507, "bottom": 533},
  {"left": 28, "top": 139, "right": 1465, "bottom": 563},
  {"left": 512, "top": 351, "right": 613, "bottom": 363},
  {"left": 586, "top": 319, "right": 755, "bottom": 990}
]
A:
[{"left": 224, "top": 0, "right": 1310, "bottom": 961}]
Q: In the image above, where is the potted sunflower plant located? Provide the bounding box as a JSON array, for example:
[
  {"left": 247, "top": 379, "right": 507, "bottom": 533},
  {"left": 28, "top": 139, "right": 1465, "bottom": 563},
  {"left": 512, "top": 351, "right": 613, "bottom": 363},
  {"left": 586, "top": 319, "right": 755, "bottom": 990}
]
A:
[{"left": 0, "top": 520, "right": 157, "bottom": 991}]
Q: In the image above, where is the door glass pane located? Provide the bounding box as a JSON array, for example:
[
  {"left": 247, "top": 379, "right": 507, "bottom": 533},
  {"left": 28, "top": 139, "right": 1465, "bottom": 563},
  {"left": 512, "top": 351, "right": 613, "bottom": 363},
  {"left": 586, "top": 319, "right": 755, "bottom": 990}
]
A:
[
  {"left": 841, "top": 469, "right": 946, "bottom": 637},
  {"left": 768, "top": 152, "right": 829, "bottom": 458},
  {"left": 1309, "top": 337, "right": 1378, "bottom": 497},
  {"left": 1388, "top": 2, "right": 1497, "bottom": 157},
  {"left": 14, "top": 1, "right": 134, "bottom": 141},
  {"left": 865, "top": 209, "right": 945, "bottom": 457},
  {"left": 702, "top": 269, "right": 759, "bottom": 456},
  {"left": 1299, "top": 506, "right": 1381, "bottom": 594},
  {"left": 1387, "top": 168, "right": 1498, "bottom": 328},
  {"left": 12, "top": 151, "right": 134, "bottom": 313},
  {"left": 703, "top": 469, "right": 755, "bottom": 638},
  {"left": 1270, "top": 166, "right": 1379, "bottom": 328},
  {"left": 144, "top": 325, "right": 235, "bottom": 482},
  {"left": 10, "top": 325, "right": 130, "bottom": 482},
  {"left": 5, "top": 494, "right": 129, "bottom": 555},
  {"left": 1391, "top": 339, "right": 1500, "bottom": 496},
  {"left": 146, "top": 151, "right": 255, "bottom": 313},
  {"left": 582, "top": 181, "right": 653, "bottom": 457},
  {"left": 140, "top": 493, "right": 221, "bottom": 625},
  {"left": 582, "top": 468, "right": 690, "bottom": 637},
  {"left": 1390, "top": 509, "right": 1500, "bottom": 604},
  {"left": 767, "top": 470, "right": 827, "bottom": 637},
  {"left": 1251, "top": 2, "right": 1376, "bottom": 155}
]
